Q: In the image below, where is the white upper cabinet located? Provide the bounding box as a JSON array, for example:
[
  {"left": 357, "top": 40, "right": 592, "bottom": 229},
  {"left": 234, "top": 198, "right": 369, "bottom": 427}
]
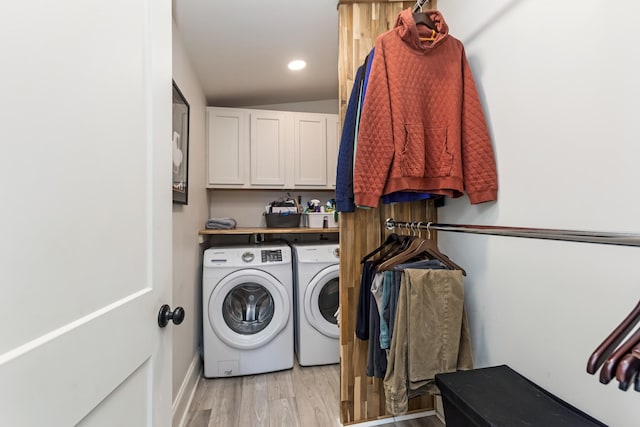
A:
[
  {"left": 206, "top": 108, "right": 248, "bottom": 186},
  {"left": 250, "top": 111, "right": 286, "bottom": 186},
  {"left": 206, "top": 107, "right": 339, "bottom": 189},
  {"left": 293, "top": 113, "right": 327, "bottom": 187}
]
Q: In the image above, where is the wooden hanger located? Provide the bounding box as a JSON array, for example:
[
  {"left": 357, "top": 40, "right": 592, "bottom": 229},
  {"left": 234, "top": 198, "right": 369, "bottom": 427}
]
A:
[
  {"left": 414, "top": 12, "right": 437, "bottom": 42},
  {"left": 376, "top": 237, "right": 430, "bottom": 271},
  {"left": 587, "top": 299, "right": 640, "bottom": 375},
  {"left": 374, "top": 223, "right": 422, "bottom": 271},
  {"left": 376, "top": 223, "right": 466, "bottom": 275},
  {"left": 420, "top": 223, "right": 467, "bottom": 275},
  {"left": 416, "top": 223, "right": 466, "bottom": 275},
  {"left": 361, "top": 232, "right": 400, "bottom": 263},
  {"left": 599, "top": 328, "right": 640, "bottom": 384},
  {"left": 369, "top": 224, "right": 416, "bottom": 266},
  {"left": 413, "top": 12, "right": 436, "bottom": 31},
  {"left": 631, "top": 346, "right": 640, "bottom": 391},
  {"left": 614, "top": 346, "right": 640, "bottom": 391},
  {"left": 372, "top": 229, "right": 415, "bottom": 268},
  {"left": 419, "top": 29, "right": 436, "bottom": 42}
]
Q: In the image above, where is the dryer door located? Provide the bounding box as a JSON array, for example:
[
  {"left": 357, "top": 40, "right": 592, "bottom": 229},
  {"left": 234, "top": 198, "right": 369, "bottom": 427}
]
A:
[
  {"left": 209, "top": 269, "right": 290, "bottom": 350},
  {"left": 304, "top": 264, "right": 340, "bottom": 338}
]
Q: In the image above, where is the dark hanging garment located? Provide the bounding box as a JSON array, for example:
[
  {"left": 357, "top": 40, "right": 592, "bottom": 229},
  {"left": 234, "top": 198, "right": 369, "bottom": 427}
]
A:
[
  {"left": 355, "top": 261, "right": 375, "bottom": 340},
  {"left": 385, "top": 271, "right": 402, "bottom": 349},
  {"left": 366, "top": 277, "right": 387, "bottom": 378}
]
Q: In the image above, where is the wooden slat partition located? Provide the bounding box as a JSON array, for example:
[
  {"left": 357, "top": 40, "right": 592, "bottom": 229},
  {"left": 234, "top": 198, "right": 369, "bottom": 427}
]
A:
[
  {"left": 337, "top": 3, "right": 439, "bottom": 422},
  {"left": 339, "top": 203, "right": 438, "bottom": 424}
]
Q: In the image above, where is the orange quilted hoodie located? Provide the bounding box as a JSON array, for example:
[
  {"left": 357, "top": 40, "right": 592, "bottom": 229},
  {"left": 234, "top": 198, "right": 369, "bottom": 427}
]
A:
[{"left": 353, "top": 8, "right": 498, "bottom": 207}]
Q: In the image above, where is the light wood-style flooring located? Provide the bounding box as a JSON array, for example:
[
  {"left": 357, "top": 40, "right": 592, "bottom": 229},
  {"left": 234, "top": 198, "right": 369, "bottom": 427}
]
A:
[{"left": 184, "top": 361, "right": 444, "bottom": 427}]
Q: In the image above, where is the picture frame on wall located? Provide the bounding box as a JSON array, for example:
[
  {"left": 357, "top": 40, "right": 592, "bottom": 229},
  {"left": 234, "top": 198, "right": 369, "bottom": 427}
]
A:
[{"left": 172, "top": 80, "right": 190, "bottom": 205}]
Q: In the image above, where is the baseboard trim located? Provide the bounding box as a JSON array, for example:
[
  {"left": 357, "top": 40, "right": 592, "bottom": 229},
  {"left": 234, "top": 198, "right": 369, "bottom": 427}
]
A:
[
  {"left": 345, "top": 410, "right": 437, "bottom": 427},
  {"left": 172, "top": 353, "right": 202, "bottom": 427}
]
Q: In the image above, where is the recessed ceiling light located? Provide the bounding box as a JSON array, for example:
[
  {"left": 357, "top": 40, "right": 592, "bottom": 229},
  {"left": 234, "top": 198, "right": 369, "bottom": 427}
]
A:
[{"left": 288, "top": 60, "right": 306, "bottom": 71}]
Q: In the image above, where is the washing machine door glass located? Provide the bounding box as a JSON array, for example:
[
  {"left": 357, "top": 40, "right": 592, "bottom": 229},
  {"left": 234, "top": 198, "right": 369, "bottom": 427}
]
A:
[
  {"left": 318, "top": 277, "right": 339, "bottom": 325},
  {"left": 222, "top": 283, "right": 274, "bottom": 335},
  {"left": 210, "top": 269, "right": 290, "bottom": 350},
  {"left": 305, "top": 264, "right": 340, "bottom": 338}
]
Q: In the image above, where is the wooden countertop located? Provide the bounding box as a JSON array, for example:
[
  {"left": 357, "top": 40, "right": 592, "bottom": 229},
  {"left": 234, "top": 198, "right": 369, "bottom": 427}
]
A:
[{"left": 199, "top": 227, "right": 339, "bottom": 235}]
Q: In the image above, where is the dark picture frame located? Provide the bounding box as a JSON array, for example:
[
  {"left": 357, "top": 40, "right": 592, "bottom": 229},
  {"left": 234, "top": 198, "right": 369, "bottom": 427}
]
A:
[{"left": 172, "top": 80, "right": 190, "bottom": 205}]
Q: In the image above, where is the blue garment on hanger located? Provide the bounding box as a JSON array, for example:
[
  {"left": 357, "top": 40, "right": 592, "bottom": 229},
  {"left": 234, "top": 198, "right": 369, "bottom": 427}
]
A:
[
  {"left": 379, "top": 271, "right": 394, "bottom": 350},
  {"left": 353, "top": 48, "right": 375, "bottom": 170},
  {"left": 367, "top": 284, "right": 387, "bottom": 378},
  {"left": 382, "top": 191, "right": 433, "bottom": 204},
  {"left": 336, "top": 63, "right": 366, "bottom": 212}
]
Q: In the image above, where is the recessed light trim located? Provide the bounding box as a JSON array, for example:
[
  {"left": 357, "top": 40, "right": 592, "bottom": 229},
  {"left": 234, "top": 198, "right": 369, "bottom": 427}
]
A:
[{"left": 288, "top": 59, "right": 306, "bottom": 71}]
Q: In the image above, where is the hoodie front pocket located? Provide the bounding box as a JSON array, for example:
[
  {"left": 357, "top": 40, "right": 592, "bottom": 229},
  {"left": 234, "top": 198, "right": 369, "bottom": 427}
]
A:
[
  {"left": 424, "top": 126, "right": 453, "bottom": 177},
  {"left": 400, "top": 124, "right": 426, "bottom": 177}
]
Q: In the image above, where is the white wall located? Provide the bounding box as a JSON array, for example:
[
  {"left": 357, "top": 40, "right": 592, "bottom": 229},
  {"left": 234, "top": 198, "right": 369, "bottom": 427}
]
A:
[
  {"left": 209, "top": 189, "right": 335, "bottom": 228},
  {"left": 437, "top": 1, "right": 640, "bottom": 426},
  {"left": 172, "top": 20, "right": 208, "bottom": 406}
]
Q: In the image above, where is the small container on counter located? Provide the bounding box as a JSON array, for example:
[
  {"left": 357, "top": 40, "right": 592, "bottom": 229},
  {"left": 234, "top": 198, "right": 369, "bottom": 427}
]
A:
[{"left": 303, "top": 212, "right": 339, "bottom": 228}]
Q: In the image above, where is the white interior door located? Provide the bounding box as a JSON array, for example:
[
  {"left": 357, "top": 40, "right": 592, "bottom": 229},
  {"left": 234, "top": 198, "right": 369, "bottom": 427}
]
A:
[{"left": 0, "top": 1, "right": 173, "bottom": 426}]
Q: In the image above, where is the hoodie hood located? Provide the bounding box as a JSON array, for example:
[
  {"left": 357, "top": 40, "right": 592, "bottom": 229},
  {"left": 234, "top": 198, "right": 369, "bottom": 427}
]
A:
[{"left": 394, "top": 7, "right": 449, "bottom": 51}]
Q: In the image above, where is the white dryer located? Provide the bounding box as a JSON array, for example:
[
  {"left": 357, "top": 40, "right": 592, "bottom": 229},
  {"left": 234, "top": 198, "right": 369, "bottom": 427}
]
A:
[
  {"left": 291, "top": 242, "right": 340, "bottom": 366},
  {"left": 202, "top": 243, "right": 293, "bottom": 378}
]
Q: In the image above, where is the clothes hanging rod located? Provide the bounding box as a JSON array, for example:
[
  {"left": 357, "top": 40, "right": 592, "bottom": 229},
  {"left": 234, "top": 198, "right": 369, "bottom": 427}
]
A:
[{"left": 384, "top": 218, "right": 640, "bottom": 247}]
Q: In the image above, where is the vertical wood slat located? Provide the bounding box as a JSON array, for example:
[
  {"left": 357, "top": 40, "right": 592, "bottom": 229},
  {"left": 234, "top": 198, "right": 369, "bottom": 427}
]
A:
[{"left": 338, "top": 1, "right": 439, "bottom": 421}]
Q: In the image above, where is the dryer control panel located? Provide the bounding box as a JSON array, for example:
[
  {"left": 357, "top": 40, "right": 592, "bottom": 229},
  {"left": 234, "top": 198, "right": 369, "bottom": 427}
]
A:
[{"left": 294, "top": 243, "right": 340, "bottom": 264}]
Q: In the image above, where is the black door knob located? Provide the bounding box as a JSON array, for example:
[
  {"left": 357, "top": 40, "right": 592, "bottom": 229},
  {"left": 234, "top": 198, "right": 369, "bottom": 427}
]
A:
[{"left": 158, "top": 304, "right": 185, "bottom": 328}]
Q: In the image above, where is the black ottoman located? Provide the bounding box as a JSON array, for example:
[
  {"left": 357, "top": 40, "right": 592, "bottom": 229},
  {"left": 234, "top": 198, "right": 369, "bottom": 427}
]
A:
[{"left": 435, "top": 365, "right": 606, "bottom": 426}]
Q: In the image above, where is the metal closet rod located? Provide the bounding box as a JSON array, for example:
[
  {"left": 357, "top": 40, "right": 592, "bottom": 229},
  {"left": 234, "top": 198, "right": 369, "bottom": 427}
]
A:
[{"left": 384, "top": 218, "right": 640, "bottom": 247}]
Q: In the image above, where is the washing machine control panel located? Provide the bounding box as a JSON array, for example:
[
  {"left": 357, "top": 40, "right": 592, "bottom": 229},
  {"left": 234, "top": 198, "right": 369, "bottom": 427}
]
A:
[
  {"left": 203, "top": 246, "right": 291, "bottom": 267},
  {"left": 238, "top": 249, "right": 284, "bottom": 264},
  {"left": 241, "top": 251, "right": 255, "bottom": 263},
  {"left": 261, "top": 249, "right": 283, "bottom": 263}
]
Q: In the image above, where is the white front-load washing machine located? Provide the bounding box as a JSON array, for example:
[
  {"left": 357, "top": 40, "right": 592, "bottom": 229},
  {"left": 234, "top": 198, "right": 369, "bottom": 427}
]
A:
[
  {"left": 291, "top": 242, "right": 340, "bottom": 366},
  {"left": 202, "top": 243, "right": 293, "bottom": 378}
]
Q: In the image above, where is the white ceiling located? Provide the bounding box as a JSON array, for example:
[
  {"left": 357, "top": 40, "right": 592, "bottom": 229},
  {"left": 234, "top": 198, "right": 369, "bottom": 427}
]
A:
[{"left": 173, "top": 0, "right": 339, "bottom": 107}]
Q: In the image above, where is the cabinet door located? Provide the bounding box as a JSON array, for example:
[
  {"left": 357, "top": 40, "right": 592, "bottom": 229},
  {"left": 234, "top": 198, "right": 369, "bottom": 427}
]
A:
[
  {"left": 293, "top": 113, "right": 327, "bottom": 187},
  {"left": 326, "top": 115, "right": 340, "bottom": 189},
  {"left": 207, "top": 108, "right": 248, "bottom": 186},
  {"left": 250, "top": 111, "right": 286, "bottom": 186}
]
